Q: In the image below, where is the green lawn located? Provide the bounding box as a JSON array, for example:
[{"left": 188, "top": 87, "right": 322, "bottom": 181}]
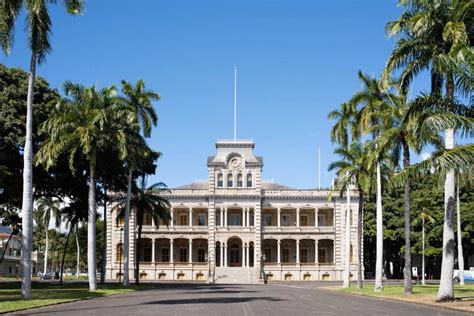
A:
[
  {"left": 0, "top": 282, "right": 152, "bottom": 313},
  {"left": 338, "top": 284, "right": 474, "bottom": 298}
]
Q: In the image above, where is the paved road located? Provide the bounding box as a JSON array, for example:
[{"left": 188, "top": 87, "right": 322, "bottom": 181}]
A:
[{"left": 11, "top": 283, "right": 469, "bottom": 316}]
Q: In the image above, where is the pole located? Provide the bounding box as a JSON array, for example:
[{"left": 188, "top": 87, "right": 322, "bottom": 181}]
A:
[
  {"left": 234, "top": 65, "right": 237, "bottom": 141},
  {"left": 318, "top": 148, "right": 321, "bottom": 189},
  {"left": 119, "top": 228, "right": 123, "bottom": 284},
  {"left": 422, "top": 216, "right": 425, "bottom": 285}
]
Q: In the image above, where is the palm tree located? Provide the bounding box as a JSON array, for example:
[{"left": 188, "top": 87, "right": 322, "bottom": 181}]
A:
[
  {"left": 349, "top": 71, "right": 394, "bottom": 292},
  {"left": 59, "top": 201, "right": 88, "bottom": 285},
  {"left": 329, "top": 141, "right": 372, "bottom": 289},
  {"left": 0, "top": 0, "right": 83, "bottom": 299},
  {"left": 376, "top": 91, "right": 442, "bottom": 294},
  {"left": 455, "top": 177, "right": 464, "bottom": 285},
  {"left": 36, "top": 197, "right": 61, "bottom": 276},
  {"left": 328, "top": 102, "right": 355, "bottom": 288},
  {"left": 414, "top": 208, "right": 436, "bottom": 286},
  {"left": 0, "top": 208, "right": 21, "bottom": 263},
  {"left": 36, "top": 82, "right": 128, "bottom": 291},
  {"left": 384, "top": 0, "right": 473, "bottom": 300},
  {"left": 114, "top": 175, "right": 171, "bottom": 285},
  {"left": 118, "top": 79, "right": 159, "bottom": 286}
]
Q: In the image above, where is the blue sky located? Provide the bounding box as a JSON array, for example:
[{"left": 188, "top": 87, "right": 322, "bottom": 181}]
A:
[{"left": 3, "top": 0, "right": 428, "bottom": 189}]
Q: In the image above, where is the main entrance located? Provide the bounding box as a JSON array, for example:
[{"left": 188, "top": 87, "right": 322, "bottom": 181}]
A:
[{"left": 227, "top": 237, "right": 242, "bottom": 267}]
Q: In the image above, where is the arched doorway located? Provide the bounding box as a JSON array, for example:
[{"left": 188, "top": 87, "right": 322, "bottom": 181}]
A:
[{"left": 227, "top": 237, "right": 242, "bottom": 267}]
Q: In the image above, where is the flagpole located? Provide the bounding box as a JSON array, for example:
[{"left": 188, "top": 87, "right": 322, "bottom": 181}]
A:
[
  {"left": 234, "top": 65, "right": 237, "bottom": 141},
  {"left": 318, "top": 147, "right": 321, "bottom": 189}
]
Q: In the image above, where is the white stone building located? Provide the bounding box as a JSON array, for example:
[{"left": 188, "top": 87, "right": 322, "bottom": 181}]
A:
[{"left": 106, "top": 139, "right": 360, "bottom": 283}]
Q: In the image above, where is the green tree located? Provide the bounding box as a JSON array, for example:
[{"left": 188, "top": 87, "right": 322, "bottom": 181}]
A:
[
  {"left": 118, "top": 79, "right": 159, "bottom": 286},
  {"left": 115, "top": 176, "right": 171, "bottom": 285},
  {"left": 0, "top": 1, "right": 83, "bottom": 299},
  {"left": 0, "top": 208, "right": 21, "bottom": 263},
  {"left": 384, "top": 0, "right": 473, "bottom": 300},
  {"left": 349, "top": 71, "right": 394, "bottom": 292},
  {"left": 36, "top": 197, "right": 61, "bottom": 275},
  {"left": 36, "top": 82, "right": 128, "bottom": 291},
  {"left": 329, "top": 141, "right": 372, "bottom": 289}
]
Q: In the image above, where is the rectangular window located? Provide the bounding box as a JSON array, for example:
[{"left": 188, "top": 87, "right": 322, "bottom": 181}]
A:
[
  {"left": 197, "top": 214, "right": 206, "bottom": 226},
  {"left": 179, "top": 248, "right": 188, "bottom": 262},
  {"left": 143, "top": 247, "right": 152, "bottom": 262},
  {"left": 318, "top": 249, "right": 326, "bottom": 263},
  {"left": 250, "top": 213, "right": 254, "bottom": 226},
  {"left": 318, "top": 214, "right": 326, "bottom": 226},
  {"left": 264, "top": 249, "right": 271, "bottom": 262},
  {"left": 162, "top": 248, "right": 170, "bottom": 262},
  {"left": 230, "top": 214, "right": 241, "bottom": 226},
  {"left": 143, "top": 212, "right": 152, "bottom": 226},
  {"left": 198, "top": 248, "right": 206, "bottom": 262},
  {"left": 282, "top": 214, "right": 290, "bottom": 226},
  {"left": 301, "top": 215, "right": 308, "bottom": 226},
  {"left": 264, "top": 214, "right": 272, "bottom": 226},
  {"left": 282, "top": 249, "right": 290, "bottom": 263},
  {"left": 179, "top": 214, "right": 188, "bottom": 226},
  {"left": 300, "top": 249, "right": 308, "bottom": 263}
]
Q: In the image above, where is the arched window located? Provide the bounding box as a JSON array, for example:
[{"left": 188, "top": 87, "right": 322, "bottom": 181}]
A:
[
  {"left": 116, "top": 243, "right": 124, "bottom": 261},
  {"left": 227, "top": 173, "right": 233, "bottom": 187},
  {"left": 217, "top": 173, "right": 223, "bottom": 187},
  {"left": 246, "top": 173, "right": 253, "bottom": 187},
  {"left": 237, "top": 174, "right": 243, "bottom": 187}
]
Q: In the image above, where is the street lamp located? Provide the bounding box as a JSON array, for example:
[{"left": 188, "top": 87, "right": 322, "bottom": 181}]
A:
[
  {"left": 260, "top": 254, "right": 267, "bottom": 284},
  {"left": 119, "top": 228, "right": 123, "bottom": 284}
]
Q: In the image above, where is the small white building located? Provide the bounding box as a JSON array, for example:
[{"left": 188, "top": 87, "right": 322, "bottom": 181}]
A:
[{"left": 106, "top": 139, "right": 360, "bottom": 283}]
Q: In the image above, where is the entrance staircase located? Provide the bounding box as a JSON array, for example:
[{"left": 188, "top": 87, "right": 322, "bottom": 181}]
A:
[{"left": 214, "top": 267, "right": 258, "bottom": 284}]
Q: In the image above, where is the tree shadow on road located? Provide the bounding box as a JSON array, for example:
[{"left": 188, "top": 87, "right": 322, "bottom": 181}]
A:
[{"left": 148, "top": 296, "right": 285, "bottom": 305}]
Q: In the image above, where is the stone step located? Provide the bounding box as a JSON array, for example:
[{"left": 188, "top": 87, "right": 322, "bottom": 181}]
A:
[{"left": 214, "top": 267, "right": 258, "bottom": 284}]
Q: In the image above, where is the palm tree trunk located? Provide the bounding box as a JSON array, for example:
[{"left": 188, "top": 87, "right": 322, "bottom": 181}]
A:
[
  {"left": 76, "top": 226, "right": 80, "bottom": 279},
  {"left": 343, "top": 178, "right": 351, "bottom": 288},
  {"left": 100, "top": 186, "right": 108, "bottom": 284},
  {"left": 123, "top": 169, "right": 132, "bottom": 286},
  {"left": 437, "top": 76, "right": 456, "bottom": 301},
  {"left": 456, "top": 180, "right": 464, "bottom": 286},
  {"left": 422, "top": 217, "right": 425, "bottom": 285},
  {"left": 357, "top": 188, "right": 364, "bottom": 289},
  {"left": 135, "top": 222, "right": 143, "bottom": 285},
  {"left": 374, "top": 161, "right": 383, "bottom": 292},
  {"left": 88, "top": 162, "right": 97, "bottom": 291},
  {"left": 1, "top": 233, "right": 14, "bottom": 263},
  {"left": 60, "top": 222, "right": 75, "bottom": 285},
  {"left": 21, "top": 52, "right": 36, "bottom": 300},
  {"left": 44, "top": 229, "right": 49, "bottom": 275},
  {"left": 402, "top": 141, "right": 412, "bottom": 294}
]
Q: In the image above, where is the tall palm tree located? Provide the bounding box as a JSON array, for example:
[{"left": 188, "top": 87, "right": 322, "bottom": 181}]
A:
[
  {"left": 0, "top": 208, "right": 21, "bottom": 263},
  {"left": 414, "top": 208, "right": 436, "bottom": 286},
  {"left": 36, "top": 197, "right": 61, "bottom": 276},
  {"left": 59, "top": 201, "right": 87, "bottom": 285},
  {"left": 118, "top": 80, "right": 159, "bottom": 286},
  {"left": 0, "top": 0, "right": 83, "bottom": 299},
  {"left": 114, "top": 176, "right": 171, "bottom": 285},
  {"left": 349, "top": 71, "right": 394, "bottom": 292},
  {"left": 376, "top": 91, "right": 442, "bottom": 294},
  {"left": 36, "top": 82, "right": 128, "bottom": 291},
  {"left": 328, "top": 102, "right": 356, "bottom": 288},
  {"left": 329, "top": 141, "right": 372, "bottom": 289},
  {"left": 384, "top": 0, "right": 473, "bottom": 300}
]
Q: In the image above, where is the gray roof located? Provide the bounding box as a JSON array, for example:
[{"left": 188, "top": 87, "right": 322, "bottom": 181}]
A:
[
  {"left": 261, "top": 182, "right": 292, "bottom": 190},
  {"left": 174, "top": 182, "right": 209, "bottom": 190}
]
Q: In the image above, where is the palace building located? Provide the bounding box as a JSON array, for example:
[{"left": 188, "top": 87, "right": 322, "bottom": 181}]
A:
[{"left": 105, "top": 139, "right": 360, "bottom": 283}]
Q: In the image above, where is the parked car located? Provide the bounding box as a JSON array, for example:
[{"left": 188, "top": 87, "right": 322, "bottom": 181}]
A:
[
  {"left": 41, "top": 272, "right": 54, "bottom": 280},
  {"left": 453, "top": 270, "right": 474, "bottom": 282}
]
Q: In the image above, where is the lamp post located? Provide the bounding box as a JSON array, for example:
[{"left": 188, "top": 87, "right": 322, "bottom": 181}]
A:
[
  {"left": 260, "top": 254, "right": 267, "bottom": 284},
  {"left": 119, "top": 228, "right": 123, "bottom": 284}
]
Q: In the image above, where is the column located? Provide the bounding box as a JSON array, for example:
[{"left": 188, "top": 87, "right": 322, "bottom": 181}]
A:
[
  {"left": 170, "top": 208, "right": 174, "bottom": 227},
  {"left": 220, "top": 243, "right": 224, "bottom": 267},
  {"left": 315, "top": 240, "right": 319, "bottom": 265},
  {"left": 170, "top": 239, "right": 174, "bottom": 263},
  {"left": 246, "top": 243, "right": 250, "bottom": 267},
  {"left": 223, "top": 243, "right": 227, "bottom": 267},
  {"left": 243, "top": 208, "right": 246, "bottom": 227},
  {"left": 220, "top": 208, "right": 223, "bottom": 227},
  {"left": 296, "top": 240, "right": 300, "bottom": 264},
  {"left": 332, "top": 240, "right": 335, "bottom": 263},
  {"left": 224, "top": 207, "right": 228, "bottom": 227},
  {"left": 151, "top": 238, "right": 156, "bottom": 264},
  {"left": 189, "top": 239, "right": 193, "bottom": 263},
  {"left": 277, "top": 208, "right": 281, "bottom": 228},
  {"left": 315, "top": 209, "right": 319, "bottom": 228},
  {"left": 296, "top": 208, "right": 300, "bottom": 228},
  {"left": 277, "top": 240, "right": 281, "bottom": 264},
  {"left": 242, "top": 244, "right": 246, "bottom": 267},
  {"left": 188, "top": 207, "right": 192, "bottom": 227},
  {"left": 247, "top": 209, "right": 251, "bottom": 227}
]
